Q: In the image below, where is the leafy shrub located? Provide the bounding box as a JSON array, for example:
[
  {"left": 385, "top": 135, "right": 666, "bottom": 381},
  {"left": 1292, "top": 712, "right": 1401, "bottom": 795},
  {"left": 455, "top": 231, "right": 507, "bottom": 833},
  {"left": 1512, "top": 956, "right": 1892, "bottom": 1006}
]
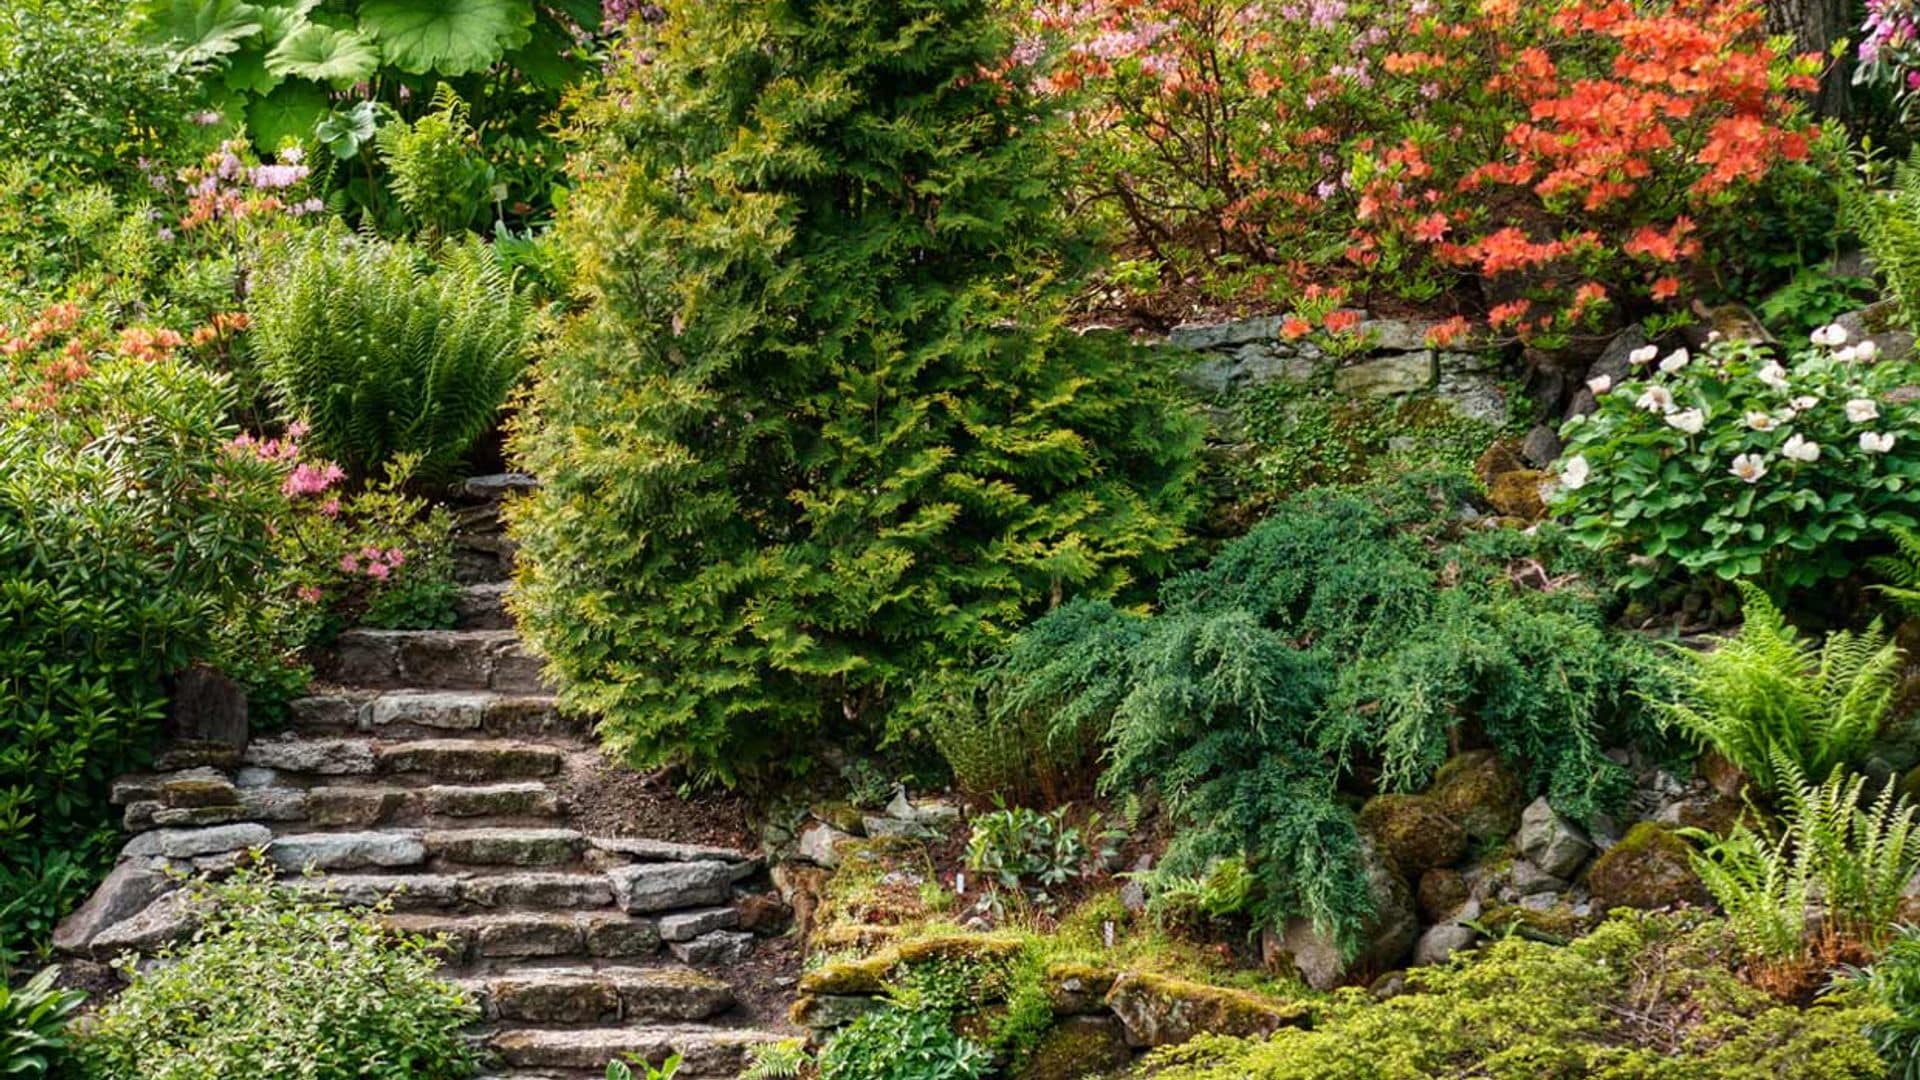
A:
[
  {"left": 1555, "top": 331, "right": 1920, "bottom": 589},
  {"left": 0, "top": 0, "right": 196, "bottom": 183},
  {"left": 985, "top": 474, "right": 1645, "bottom": 950},
  {"left": 964, "top": 807, "right": 1105, "bottom": 896},
  {"left": 0, "top": 967, "right": 85, "bottom": 1079},
  {"left": 1026, "top": 0, "right": 1822, "bottom": 332},
  {"left": 377, "top": 86, "right": 497, "bottom": 240},
  {"left": 77, "top": 869, "right": 481, "bottom": 1080},
  {"left": 0, "top": 350, "right": 288, "bottom": 966},
  {"left": 1142, "top": 911, "right": 1887, "bottom": 1079},
  {"left": 507, "top": 0, "right": 1203, "bottom": 783},
  {"left": 250, "top": 230, "right": 531, "bottom": 480},
  {"left": 817, "top": 1005, "right": 992, "bottom": 1080},
  {"left": 1688, "top": 762, "right": 1920, "bottom": 970},
  {"left": 1654, "top": 584, "right": 1900, "bottom": 795},
  {"left": 1839, "top": 923, "right": 1920, "bottom": 1080}
]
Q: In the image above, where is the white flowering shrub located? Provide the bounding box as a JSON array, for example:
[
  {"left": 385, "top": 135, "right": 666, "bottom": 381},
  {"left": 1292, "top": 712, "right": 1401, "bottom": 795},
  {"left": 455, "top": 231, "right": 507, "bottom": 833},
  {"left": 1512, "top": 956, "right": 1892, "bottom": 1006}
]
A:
[{"left": 1554, "top": 327, "right": 1920, "bottom": 588}]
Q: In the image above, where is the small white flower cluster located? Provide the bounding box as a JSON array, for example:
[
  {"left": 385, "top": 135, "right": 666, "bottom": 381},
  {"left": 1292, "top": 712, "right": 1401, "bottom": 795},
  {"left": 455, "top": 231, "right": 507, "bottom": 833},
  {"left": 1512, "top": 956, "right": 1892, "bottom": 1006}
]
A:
[{"left": 1562, "top": 324, "right": 1904, "bottom": 492}]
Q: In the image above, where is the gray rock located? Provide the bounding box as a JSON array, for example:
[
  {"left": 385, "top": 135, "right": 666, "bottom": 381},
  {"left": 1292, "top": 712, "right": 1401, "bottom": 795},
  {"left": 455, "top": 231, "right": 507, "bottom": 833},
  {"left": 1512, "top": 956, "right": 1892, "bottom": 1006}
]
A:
[
  {"left": 792, "top": 994, "right": 885, "bottom": 1030},
  {"left": 54, "top": 860, "right": 175, "bottom": 955},
  {"left": 861, "top": 815, "right": 934, "bottom": 839},
  {"left": 110, "top": 775, "right": 162, "bottom": 806},
  {"left": 590, "top": 836, "right": 754, "bottom": 864},
  {"left": 293, "top": 874, "right": 463, "bottom": 909},
  {"left": 243, "top": 736, "right": 377, "bottom": 776},
  {"left": 1273, "top": 843, "right": 1417, "bottom": 990},
  {"left": 463, "top": 873, "right": 614, "bottom": 910},
  {"left": 88, "top": 890, "right": 201, "bottom": 956},
  {"left": 121, "top": 823, "right": 272, "bottom": 861},
  {"left": 233, "top": 767, "right": 281, "bottom": 788},
  {"left": 1516, "top": 797, "right": 1594, "bottom": 880},
  {"left": 1334, "top": 351, "right": 1436, "bottom": 396},
  {"left": 237, "top": 786, "right": 309, "bottom": 822},
  {"left": 369, "top": 691, "right": 486, "bottom": 731},
  {"left": 462, "top": 473, "right": 538, "bottom": 499},
  {"left": 1508, "top": 859, "right": 1566, "bottom": 897},
  {"left": 1412, "top": 923, "right": 1479, "bottom": 967},
  {"left": 1167, "top": 317, "right": 1287, "bottom": 351},
  {"left": 267, "top": 831, "right": 426, "bottom": 871},
  {"left": 150, "top": 805, "right": 249, "bottom": 827},
  {"left": 668, "top": 929, "right": 754, "bottom": 965},
  {"left": 658, "top": 907, "right": 740, "bottom": 943},
  {"left": 796, "top": 823, "right": 852, "bottom": 869},
  {"left": 1364, "top": 318, "right": 1442, "bottom": 353},
  {"left": 1436, "top": 368, "right": 1509, "bottom": 425},
  {"left": 607, "top": 861, "right": 735, "bottom": 914},
  {"left": 1520, "top": 424, "right": 1563, "bottom": 468}
]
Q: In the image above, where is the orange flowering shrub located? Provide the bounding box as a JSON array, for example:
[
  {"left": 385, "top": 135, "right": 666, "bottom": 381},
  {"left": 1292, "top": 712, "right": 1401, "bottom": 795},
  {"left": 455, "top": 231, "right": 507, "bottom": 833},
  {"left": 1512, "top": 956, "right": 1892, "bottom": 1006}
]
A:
[{"left": 1027, "top": 0, "right": 1823, "bottom": 336}]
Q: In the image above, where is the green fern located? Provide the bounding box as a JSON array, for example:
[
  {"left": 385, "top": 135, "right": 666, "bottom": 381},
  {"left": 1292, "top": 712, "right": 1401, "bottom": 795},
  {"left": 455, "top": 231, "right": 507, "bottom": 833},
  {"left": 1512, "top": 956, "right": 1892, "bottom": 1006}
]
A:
[
  {"left": 1846, "top": 146, "right": 1920, "bottom": 329},
  {"left": 250, "top": 229, "right": 529, "bottom": 481},
  {"left": 1869, "top": 526, "right": 1920, "bottom": 619},
  {"left": 741, "top": 1039, "right": 811, "bottom": 1079},
  {"left": 1656, "top": 582, "right": 1899, "bottom": 796},
  {"left": 376, "top": 84, "right": 496, "bottom": 238}
]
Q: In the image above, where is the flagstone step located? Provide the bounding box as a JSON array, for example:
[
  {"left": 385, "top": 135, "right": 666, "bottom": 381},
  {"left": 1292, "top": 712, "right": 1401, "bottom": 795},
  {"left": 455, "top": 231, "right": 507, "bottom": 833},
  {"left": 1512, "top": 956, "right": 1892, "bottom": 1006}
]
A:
[
  {"left": 288, "top": 872, "right": 619, "bottom": 912},
  {"left": 326, "top": 629, "right": 547, "bottom": 692},
  {"left": 486, "top": 1025, "right": 782, "bottom": 1076},
  {"left": 464, "top": 966, "right": 734, "bottom": 1025},
  {"left": 382, "top": 911, "right": 663, "bottom": 964},
  {"left": 290, "top": 690, "right": 586, "bottom": 740}
]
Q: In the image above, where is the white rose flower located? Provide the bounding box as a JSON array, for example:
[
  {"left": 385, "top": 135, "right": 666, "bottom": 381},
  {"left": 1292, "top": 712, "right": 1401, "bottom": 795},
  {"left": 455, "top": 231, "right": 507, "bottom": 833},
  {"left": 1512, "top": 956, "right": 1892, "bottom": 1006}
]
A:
[
  {"left": 1862, "top": 431, "right": 1898, "bottom": 454},
  {"left": 1636, "top": 385, "right": 1676, "bottom": 413},
  {"left": 1792, "top": 395, "right": 1820, "bottom": 411},
  {"left": 1782, "top": 433, "right": 1821, "bottom": 462},
  {"left": 1856, "top": 339, "right": 1880, "bottom": 361},
  {"left": 1659, "top": 348, "right": 1690, "bottom": 374},
  {"left": 1628, "top": 345, "right": 1659, "bottom": 366},
  {"left": 1666, "top": 408, "right": 1705, "bottom": 435},
  {"left": 1756, "top": 362, "right": 1790, "bottom": 390},
  {"left": 1560, "top": 454, "right": 1591, "bottom": 489},
  {"left": 1587, "top": 375, "right": 1612, "bottom": 395},
  {"left": 1745, "top": 411, "right": 1778, "bottom": 432},
  {"left": 1729, "top": 453, "right": 1767, "bottom": 483},
  {"left": 1846, "top": 398, "right": 1881, "bottom": 423}
]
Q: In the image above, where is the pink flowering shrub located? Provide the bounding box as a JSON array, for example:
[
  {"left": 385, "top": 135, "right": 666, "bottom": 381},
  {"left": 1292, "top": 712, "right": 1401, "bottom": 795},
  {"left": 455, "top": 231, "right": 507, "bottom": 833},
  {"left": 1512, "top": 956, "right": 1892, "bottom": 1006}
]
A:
[
  {"left": 1024, "top": 0, "right": 1823, "bottom": 338},
  {"left": 1860, "top": 0, "right": 1920, "bottom": 122}
]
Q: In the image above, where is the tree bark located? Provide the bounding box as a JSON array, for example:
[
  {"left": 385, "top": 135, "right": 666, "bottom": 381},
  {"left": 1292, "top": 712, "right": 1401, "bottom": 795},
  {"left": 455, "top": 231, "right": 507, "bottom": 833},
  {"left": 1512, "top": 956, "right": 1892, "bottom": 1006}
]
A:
[{"left": 1767, "top": 0, "right": 1854, "bottom": 123}]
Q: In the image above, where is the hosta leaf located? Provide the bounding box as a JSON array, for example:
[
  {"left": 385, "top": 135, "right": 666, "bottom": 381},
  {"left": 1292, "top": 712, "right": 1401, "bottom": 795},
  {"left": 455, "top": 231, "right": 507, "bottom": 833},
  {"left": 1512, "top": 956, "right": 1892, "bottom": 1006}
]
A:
[
  {"left": 268, "top": 24, "right": 379, "bottom": 84},
  {"left": 246, "top": 80, "right": 329, "bottom": 151},
  {"left": 140, "top": 0, "right": 265, "bottom": 69},
  {"left": 357, "top": 0, "right": 535, "bottom": 76}
]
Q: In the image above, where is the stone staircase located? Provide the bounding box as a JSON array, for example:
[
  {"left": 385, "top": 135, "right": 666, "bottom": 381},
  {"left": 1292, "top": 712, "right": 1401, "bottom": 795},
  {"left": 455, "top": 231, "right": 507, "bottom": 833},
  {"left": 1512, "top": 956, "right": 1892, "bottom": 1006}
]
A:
[{"left": 58, "top": 478, "right": 789, "bottom": 1080}]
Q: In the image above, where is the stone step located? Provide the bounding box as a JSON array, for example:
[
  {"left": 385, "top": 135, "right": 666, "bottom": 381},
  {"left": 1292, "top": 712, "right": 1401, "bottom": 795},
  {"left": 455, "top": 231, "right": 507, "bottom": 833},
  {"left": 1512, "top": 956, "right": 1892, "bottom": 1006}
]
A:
[
  {"left": 268, "top": 830, "right": 427, "bottom": 872},
  {"left": 291, "top": 690, "right": 586, "bottom": 740},
  {"left": 383, "top": 911, "right": 661, "bottom": 964},
  {"left": 290, "top": 872, "right": 616, "bottom": 912},
  {"left": 465, "top": 966, "right": 734, "bottom": 1025},
  {"left": 457, "top": 582, "right": 514, "bottom": 630},
  {"left": 325, "top": 629, "right": 547, "bottom": 692},
  {"left": 428, "top": 828, "right": 586, "bottom": 868},
  {"left": 486, "top": 1026, "right": 781, "bottom": 1076},
  {"left": 379, "top": 739, "right": 567, "bottom": 782}
]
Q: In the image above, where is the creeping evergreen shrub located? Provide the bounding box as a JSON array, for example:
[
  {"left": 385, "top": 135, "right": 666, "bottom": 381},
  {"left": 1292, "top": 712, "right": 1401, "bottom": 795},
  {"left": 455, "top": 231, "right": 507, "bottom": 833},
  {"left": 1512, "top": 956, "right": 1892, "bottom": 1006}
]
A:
[
  {"left": 1142, "top": 912, "right": 1888, "bottom": 1079},
  {"left": 250, "top": 230, "right": 530, "bottom": 481},
  {"left": 507, "top": 0, "right": 1202, "bottom": 781},
  {"left": 984, "top": 474, "right": 1646, "bottom": 950},
  {"left": 0, "top": 356, "right": 287, "bottom": 969},
  {"left": 76, "top": 870, "right": 481, "bottom": 1080}
]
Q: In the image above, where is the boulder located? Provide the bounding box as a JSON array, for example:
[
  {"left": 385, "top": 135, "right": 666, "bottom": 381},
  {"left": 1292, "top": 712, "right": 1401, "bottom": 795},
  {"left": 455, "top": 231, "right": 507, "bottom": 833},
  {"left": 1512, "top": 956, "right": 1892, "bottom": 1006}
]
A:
[
  {"left": 1104, "top": 972, "right": 1309, "bottom": 1048},
  {"left": 1584, "top": 823, "right": 1709, "bottom": 911},
  {"left": 1516, "top": 797, "right": 1593, "bottom": 880},
  {"left": 606, "top": 861, "right": 734, "bottom": 914},
  {"left": 1426, "top": 751, "right": 1525, "bottom": 841},
  {"left": 797, "top": 822, "right": 854, "bottom": 869},
  {"left": 1269, "top": 844, "right": 1417, "bottom": 990},
  {"left": 1013, "top": 1015, "right": 1133, "bottom": 1080},
  {"left": 1412, "top": 923, "right": 1480, "bottom": 967},
  {"left": 87, "top": 890, "right": 201, "bottom": 957},
  {"left": 53, "top": 859, "right": 175, "bottom": 955},
  {"left": 1416, "top": 868, "right": 1471, "bottom": 923},
  {"left": 1357, "top": 794, "right": 1468, "bottom": 876},
  {"left": 1045, "top": 962, "right": 1117, "bottom": 1015},
  {"left": 1334, "top": 351, "right": 1436, "bottom": 397},
  {"left": 790, "top": 994, "right": 885, "bottom": 1030}
]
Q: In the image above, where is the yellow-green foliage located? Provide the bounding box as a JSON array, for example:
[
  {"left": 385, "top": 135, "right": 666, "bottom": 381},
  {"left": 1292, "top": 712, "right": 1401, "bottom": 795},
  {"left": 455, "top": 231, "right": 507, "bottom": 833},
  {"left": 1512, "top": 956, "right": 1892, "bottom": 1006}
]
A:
[{"left": 1139, "top": 912, "right": 1887, "bottom": 1079}]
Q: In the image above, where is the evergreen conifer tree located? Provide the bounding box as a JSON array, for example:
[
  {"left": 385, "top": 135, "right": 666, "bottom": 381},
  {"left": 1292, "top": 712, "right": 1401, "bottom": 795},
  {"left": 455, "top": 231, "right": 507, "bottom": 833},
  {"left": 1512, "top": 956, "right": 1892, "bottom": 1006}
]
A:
[{"left": 507, "top": 0, "right": 1201, "bottom": 780}]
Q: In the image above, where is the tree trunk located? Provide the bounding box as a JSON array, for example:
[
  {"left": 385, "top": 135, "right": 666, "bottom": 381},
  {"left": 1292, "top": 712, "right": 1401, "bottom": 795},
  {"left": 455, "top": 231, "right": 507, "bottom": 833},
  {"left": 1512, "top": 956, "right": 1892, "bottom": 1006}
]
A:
[{"left": 1767, "top": 0, "right": 1854, "bottom": 123}]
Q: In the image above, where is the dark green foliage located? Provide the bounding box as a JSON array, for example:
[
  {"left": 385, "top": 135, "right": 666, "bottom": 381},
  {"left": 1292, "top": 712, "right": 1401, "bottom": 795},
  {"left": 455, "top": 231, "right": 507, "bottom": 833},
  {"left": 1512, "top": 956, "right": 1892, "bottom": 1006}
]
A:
[
  {"left": 250, "top": 231, "right": 530, "bottom": 481},
  {"left": 0, "top": 359, "right": 287, "bottom": 970},
  {"left": 984, "top": 474, "right": 1647, "bottom": 951},
  {"left": 1841, "top": 924, "right": 1920, "bottom": 1080},
  {"left": 0, "top": 967, "right": 85, "bottom": 1079},
  {"left": 507, "top": 0, "right": 1202, "bottom": 782},
  {"left": 75, "top": 869, "right": 481, "bottom": 1079},
  {"left": 0, "top": 0, "right": 196, "bottom": 184},
  {"left": 818, "top": 1004, "right": 992, "bottom": 1080}
]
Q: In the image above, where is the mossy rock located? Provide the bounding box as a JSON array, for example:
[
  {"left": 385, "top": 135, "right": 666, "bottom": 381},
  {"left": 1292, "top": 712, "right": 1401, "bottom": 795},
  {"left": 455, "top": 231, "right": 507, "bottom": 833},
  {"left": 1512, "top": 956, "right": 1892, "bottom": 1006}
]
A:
[
  {"left": 1478, "top": 901, "right": 1594, "bottom": 943},
  {"left": 1358, "top": 793, "right": 1468, "bottom": 876},
  {"left": 811, "top": 923, "right": 901, "bottom": 951},
  {"left": 1585, "top": 822, "right": 1709, "bottom": 911},
  {"left": 1013, "top": 1015, "right": 1132, "bottom": 1080},
  {"left": 789, "top": 993, "right": 884, "bottom": 1030},
  {"left": 1426, "top": 750, "right": 1525, "bottom": 841},
  {"left": 1045, "top": 961, "right": 1117, "bottom": 1015},
  {"left": 1485, "top": 468, "right": 1547, "bottom": 520},
  {"left": 797, "top": 953, "right": 894, "bottom": 996},
  {"left": 1417, "top": 867, "right": 1471, "bottom": 923},
  {"left": 812, "top": 801, "right": 868, "bottom": 836},
  {"left": 1104, "top": 971, "right": 1310, "bottom": 1048}
]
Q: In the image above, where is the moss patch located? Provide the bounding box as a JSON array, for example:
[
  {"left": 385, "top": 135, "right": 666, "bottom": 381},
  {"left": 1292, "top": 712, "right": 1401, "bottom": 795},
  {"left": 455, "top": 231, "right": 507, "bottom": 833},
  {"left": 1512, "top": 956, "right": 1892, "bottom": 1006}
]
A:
[
  {"left": 1585, "top": 823, "right": 1710, "bottom": 911},
  {"left": 1105, "top": 971, "right": 1312, "bottom": 1048}
]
